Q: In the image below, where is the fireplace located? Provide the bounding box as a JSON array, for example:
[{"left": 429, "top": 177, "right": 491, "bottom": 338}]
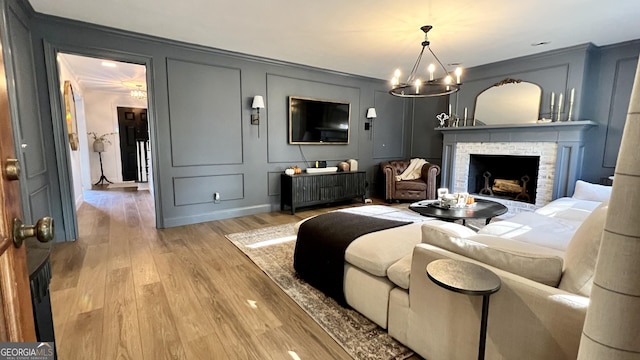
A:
[
  {"left": 438, "top": 121, "right": 596, "bottom": 215},
  {"left": 468, "top": 155, "right": 540, "bottom": 204}
]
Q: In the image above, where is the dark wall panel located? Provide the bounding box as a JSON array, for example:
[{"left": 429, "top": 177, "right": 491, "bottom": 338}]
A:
[
  {"left": 409, "top": 96, "right": 448, "bottom": 165},
  {"left": 603, "top": 57, "right": 636, "bottom": 167},
  {"left": 174, "top": 174, "right": 243, "bottom": 206},
  {"left": 28, "top": 185, "right": 51, "bottom": 223},
  {"left": 167, "top": 59, "right": 242, "bottom": 166},
  {"left": 372, "top": 90, "right": 405, "bottom": 159},
  {"left": 266, "top": 74, "right": 360, "bottom": 164}
]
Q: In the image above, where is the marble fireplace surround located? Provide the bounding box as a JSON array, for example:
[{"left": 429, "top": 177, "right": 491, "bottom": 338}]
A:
[{"left": 438, "top": 121, "right": 596, "bottom": 213}]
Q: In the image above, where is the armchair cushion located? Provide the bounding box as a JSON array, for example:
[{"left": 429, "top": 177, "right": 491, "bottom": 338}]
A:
[
  {"left": 558, "top": 201, "right": 608, "bottom": 296},
  {"left": 421, "top": 222, "right": 564, "bottom": 287}
]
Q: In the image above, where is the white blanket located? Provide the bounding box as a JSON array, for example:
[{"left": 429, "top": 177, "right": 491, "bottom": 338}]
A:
[{"left": 396, "top": 158, "right": 427, "bottom": 181}]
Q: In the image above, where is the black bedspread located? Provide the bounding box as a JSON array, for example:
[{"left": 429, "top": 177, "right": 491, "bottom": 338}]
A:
[{"left": 293, "top": 211, "right": 411, "bottom": 306}]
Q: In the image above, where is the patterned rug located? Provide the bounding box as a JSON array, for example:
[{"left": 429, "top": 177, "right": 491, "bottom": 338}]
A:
[{"left": 225, "top": 223, "right": 415, "bottom": 360}]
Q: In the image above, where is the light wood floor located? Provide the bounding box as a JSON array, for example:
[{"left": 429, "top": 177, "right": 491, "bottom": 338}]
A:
[{"left": 49, "top": 189, "right": 422, "bottom": 360}]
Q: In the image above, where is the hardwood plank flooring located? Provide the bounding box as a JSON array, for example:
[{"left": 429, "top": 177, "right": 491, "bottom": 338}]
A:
[{"left": 50, "top": 188, "right": 422, "bottom": 359}]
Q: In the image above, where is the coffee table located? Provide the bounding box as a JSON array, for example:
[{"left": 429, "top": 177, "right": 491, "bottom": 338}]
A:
[{"left": 409, "top": 198, "right": 507, "bottom": 226}]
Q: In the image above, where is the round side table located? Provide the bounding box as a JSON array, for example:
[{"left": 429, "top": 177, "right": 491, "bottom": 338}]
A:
[{"left": 426, "top": 259, "right": 501, "bottom": 360}]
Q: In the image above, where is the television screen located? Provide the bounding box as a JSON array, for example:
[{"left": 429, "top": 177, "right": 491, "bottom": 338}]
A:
[{"left": 289, "top": 96, "right": 350, "bottom": 144}]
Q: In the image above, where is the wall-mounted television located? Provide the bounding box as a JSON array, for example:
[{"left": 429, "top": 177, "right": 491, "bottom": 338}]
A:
[{"left": 289, "top": 96, "right": 351, "bottom": 144}]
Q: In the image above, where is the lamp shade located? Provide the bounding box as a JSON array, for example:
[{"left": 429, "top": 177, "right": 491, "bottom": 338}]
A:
[
  {"left": 366, "top": 107, "right": 377, "bottom": 119},
  {"left": 252, "top": 95, "right": 265, "bottom": 109}
]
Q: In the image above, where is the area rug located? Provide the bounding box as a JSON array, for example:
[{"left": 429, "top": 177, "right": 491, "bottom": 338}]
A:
[{"left": 225, "top": 223, "right": 414, "bottom": 360}]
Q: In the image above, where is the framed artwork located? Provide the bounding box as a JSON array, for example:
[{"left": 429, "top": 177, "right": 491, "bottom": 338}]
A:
[{"left": 63, "top": 80, "right": 79, "bottom": 150}]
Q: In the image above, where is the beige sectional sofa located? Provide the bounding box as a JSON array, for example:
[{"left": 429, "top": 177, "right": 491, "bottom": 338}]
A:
[{"left": 296, "top": 181, "right": 611, "bottom": 360}]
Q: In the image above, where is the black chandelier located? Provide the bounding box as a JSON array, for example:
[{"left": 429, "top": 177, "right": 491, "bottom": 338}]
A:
[{"left": 389, "top": 25, "right": 462, "bottom": 98}]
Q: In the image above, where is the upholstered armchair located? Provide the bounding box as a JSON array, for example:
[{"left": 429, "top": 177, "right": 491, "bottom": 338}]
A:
[{"left": 380, "top": 159, "right": 440, "bottom": 202}]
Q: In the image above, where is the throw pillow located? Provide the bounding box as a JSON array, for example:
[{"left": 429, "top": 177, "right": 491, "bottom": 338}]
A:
[
  {"left": 558, "top": 201, "right": 609, "bottom": 296},
  {"left": 421, "top": 223, "right": 564, "bottom": 286},
  {"left": 572, "top": 180, "right": 612, "bottom": 202}
]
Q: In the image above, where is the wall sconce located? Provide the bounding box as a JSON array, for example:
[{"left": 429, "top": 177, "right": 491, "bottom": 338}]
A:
[
  {"left": 366, "top": 107, "right": 377, "bottom": 120},
  {"left": 251, "top": 95, "right": 265, "bottom": 125},
  {"left": 365, "top": 107, "right": 377, "bottom": 132}
]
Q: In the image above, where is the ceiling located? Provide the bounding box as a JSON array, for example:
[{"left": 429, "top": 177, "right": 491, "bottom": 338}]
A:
[
  {"left": 58, "top": 53, "right": 146, "bottom": 94},
  {"left": 36, "top": 0, "right": 640, "bottom": 90}
]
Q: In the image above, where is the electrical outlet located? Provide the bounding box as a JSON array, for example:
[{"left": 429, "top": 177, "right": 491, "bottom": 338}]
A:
[{"left": 214, "top": 192, "right": 221, "bottom": 203}]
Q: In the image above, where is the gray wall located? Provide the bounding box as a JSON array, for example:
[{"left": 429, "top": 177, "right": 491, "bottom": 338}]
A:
[
  {"left": 24, "top": 8, "right": 414, "bottom": 231},
  {"left": 408, "top": 41, "right": 640, "bottom": 186}
]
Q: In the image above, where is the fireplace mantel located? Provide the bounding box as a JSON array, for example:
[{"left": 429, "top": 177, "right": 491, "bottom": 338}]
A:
[
  {"left": 438, "top": 120, "right": 597, "bottom": 205},
  {"left": 436, "top": 120, "right": 597, "bottom": 142}
]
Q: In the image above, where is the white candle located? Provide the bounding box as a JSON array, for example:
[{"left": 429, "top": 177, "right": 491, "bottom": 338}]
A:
[
  {"left": 570, "top": 88, "right": 575, "bottom": 103},
  {"left": 558, "top": 93, "right": 564, "bottom": 120},
  {"left": 464, "top": 107, "right": 468, "bottom": 121},
  {"left": 551, "top": 92, "right": 555, "bottom": 109},
  {"left": 448, "top": 103, "right": 452, "bottom": 117}
]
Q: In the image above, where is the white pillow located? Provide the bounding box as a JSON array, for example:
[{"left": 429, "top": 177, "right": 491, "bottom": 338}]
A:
[
  {"left": 422, "top": 223, "right": 564, "bottom": 287},
  {"left": 572, "top": 180, "right": 612, "bottom": 202}
]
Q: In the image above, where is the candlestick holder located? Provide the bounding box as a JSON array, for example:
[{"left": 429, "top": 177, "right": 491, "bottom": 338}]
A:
[{"left": 567, "top": 101, "right": 574, "bottom": 121}]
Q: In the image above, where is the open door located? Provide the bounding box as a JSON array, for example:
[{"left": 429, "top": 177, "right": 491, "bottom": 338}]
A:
[{"left": 0, "top": 30, "right": 37, "bottom": 341}]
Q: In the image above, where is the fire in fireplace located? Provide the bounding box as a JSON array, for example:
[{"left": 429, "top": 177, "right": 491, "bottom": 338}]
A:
[{"left": 467, "top": 154, "right": 540, "bottom": 204}]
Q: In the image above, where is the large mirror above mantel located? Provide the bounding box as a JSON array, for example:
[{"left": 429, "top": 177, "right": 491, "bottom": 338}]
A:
[{"left": 474, "top": 79, "right": 542, "bottom": 125}]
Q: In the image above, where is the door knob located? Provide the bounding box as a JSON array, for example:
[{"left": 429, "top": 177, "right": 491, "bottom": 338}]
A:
[
  {"left": 12, "top": 217, "right": 54, "bottom": 248},
  {"left": 4, "top": 158, "right": 20, "bottom": 180}
]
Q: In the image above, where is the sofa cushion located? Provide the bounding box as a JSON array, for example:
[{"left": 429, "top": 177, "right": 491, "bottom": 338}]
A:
[
  {"left": 572, "top": 180, "right": 612, "bottom": 202},
  {"left": 422, "top": 223, "right": 564, "bottom": 286},
  {"left": 478, "top": 211, "right": 582, "bottom": 251},
  {"left": 345, "top": 223, "right": 423, "bottom": 277},
  {"left": 534, "top": 197, "right": 602, "bottom": 222},
  {"left": 558, "top": 201, "right": 608, "bottom": 296},
  {"left": 387, "top": 254, "right": 412, "bottom": 289}
]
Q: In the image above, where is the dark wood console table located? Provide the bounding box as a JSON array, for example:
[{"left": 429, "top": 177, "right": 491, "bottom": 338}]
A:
[{"left": 281, "top": 171, "right": 366, "bottom": 214}]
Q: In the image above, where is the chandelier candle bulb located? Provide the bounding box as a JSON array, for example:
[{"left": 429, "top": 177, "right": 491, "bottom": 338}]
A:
[
  {"left": 428, "top": 64, "right": 435, "bottom": 81},
  {"left": 455, "top": 67, "right": 462, "bottom": 84}
]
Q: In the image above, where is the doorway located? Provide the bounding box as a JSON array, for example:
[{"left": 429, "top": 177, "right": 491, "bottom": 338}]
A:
[
  {"left": 117, "top": 107, "right": 149, "bottom": 182},
  {"left": 52, "top": 51, "right": 159, "bottom": 238}
]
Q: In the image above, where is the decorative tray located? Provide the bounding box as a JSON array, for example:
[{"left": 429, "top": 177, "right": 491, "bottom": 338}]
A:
[
  {"left": 305, "top": 166, "right": 338, "bottom": 174},
  {"left": 427, "top": 202, "right": 477, "bottom": 210}
]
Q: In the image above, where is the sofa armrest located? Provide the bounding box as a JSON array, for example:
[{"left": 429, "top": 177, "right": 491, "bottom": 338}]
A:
[
  {"left": 420, "top": 163, "right": 440, "bottom": 200},
  {"left": 407, "top": 244, "right": 587, "bottom": 360}
]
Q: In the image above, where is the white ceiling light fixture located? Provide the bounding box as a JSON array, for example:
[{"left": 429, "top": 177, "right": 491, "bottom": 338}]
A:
[
  {"left": 390, "top": 25, "right": 462, "bottom": 98},
  {"left": 130, "top": 84, "right": 147, "bottom": 99}
]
